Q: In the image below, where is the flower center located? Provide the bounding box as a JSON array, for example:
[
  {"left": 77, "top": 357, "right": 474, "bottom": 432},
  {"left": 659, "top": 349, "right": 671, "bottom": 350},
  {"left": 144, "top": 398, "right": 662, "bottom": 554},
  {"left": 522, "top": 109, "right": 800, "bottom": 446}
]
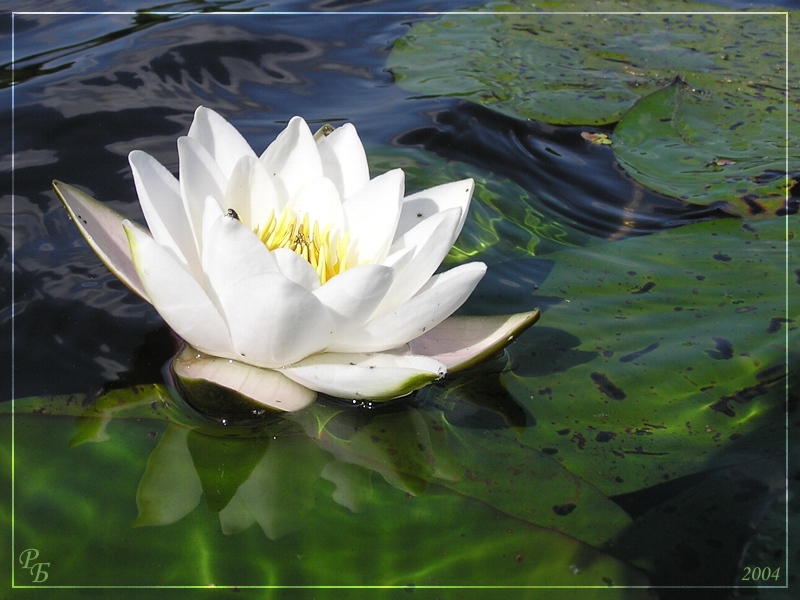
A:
[{"left": 255, "top": 207, "right": 351, "bottom": 284}]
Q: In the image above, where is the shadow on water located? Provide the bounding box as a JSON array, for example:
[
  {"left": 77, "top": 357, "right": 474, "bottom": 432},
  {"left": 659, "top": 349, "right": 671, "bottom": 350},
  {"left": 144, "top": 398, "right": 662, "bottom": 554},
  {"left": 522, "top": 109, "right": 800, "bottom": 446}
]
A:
[{"left": 397, "top": 101, "right": 733, "bottom": 246}]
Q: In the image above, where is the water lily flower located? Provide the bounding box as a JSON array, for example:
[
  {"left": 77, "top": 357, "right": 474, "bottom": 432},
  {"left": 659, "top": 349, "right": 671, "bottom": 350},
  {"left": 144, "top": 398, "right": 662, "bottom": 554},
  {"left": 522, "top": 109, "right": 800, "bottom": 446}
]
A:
[{"left": 54, "top": 107, "right": 539, "bottom": 412}]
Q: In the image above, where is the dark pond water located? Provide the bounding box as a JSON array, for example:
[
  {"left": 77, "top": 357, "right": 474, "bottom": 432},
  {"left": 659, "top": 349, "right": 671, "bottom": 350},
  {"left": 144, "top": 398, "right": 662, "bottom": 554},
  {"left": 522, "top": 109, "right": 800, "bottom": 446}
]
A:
[
  {"left": 2, "top": 4, "right": 734, "bottom": 399},
  {"left": 1, "top": 2, "right": 795, "bottom": 598}
]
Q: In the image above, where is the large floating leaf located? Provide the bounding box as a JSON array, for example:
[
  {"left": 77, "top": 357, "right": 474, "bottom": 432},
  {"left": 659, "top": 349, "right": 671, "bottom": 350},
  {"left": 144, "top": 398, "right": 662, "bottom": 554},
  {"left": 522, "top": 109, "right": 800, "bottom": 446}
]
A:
[
  {"left": 613, "top": 77, "right": 791, "bottom": 217},
  {"left": 388, "top": 2, "right": 791, "bottom": 126},
  {"left": 388, "top": 3, "right": 796, "bottom": 214},
  {"left": 500, "top": 215, "right": 796, "bottom": 496}
]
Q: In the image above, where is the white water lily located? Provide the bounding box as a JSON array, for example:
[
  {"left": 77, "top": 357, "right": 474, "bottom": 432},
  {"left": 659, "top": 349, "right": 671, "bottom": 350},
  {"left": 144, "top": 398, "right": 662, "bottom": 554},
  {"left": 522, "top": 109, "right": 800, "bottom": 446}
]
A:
[{"left": 54, "top": 107, "right": 539, "bottom": 411}]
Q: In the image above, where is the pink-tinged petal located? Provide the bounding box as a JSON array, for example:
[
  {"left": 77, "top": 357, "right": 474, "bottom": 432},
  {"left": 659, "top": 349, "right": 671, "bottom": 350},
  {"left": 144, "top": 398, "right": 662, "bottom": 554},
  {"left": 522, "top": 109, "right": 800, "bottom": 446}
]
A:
[
  {"left": 409, "top": 309, "right": 541, "bottom": 372},
  {"left": 281, "top": 352, "right": 446, "bottom": 400},
  {"left": 53, "top": 181, "right": 148, "bottom": 301},
  {"left": 372, "top": 207, "right": 462, "bottom": 316},
  {"left": 260, "top": 116, "right": 322, "bottom": 201},
  {"left": 124, "top": 221, "right": 235, "bottom": 358},
  {"left": 285, "top": 176, "right": 345, "bottom": 233},
  {"left": 188, "top": 106, "right": 257, "bottom": 180},
  {"left": 341, "top": 169, "right": 404, "bottom": 265},
  {"left": 178, "top": 135, "right": 228, "bottom": 248},
  {"left": 134, "top": 425, "right": 202, "bottom": 526},
  {"left": 171, "top": 346, "right": 316, "bottom": 412},
  {"left": 313, "top": 264, "right": 394, "bottom": 339},
  {"left": 316, "top": 122, "right": 370, "bottom": 199},
  {"left": 329, "top": 262, "right": 487, "bottom": 353},
  {"left": 129, "top": 151, "right": 200, "bottom": 276},
  {"left": 224, "top": 155, "right": 283, "bottom": 230},
  {"left": 272, "top": 247, "right": 321, "bottom": 291},
  {"left": 396, "top": 179, "right": 474, "bottom": 240}
]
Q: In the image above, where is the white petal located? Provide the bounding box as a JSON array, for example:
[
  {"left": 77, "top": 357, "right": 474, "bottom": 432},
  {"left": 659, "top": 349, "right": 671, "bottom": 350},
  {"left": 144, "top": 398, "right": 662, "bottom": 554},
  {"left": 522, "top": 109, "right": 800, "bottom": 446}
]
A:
[
  {"left": 201, "top": 210, "right": 278, "bottom": 285},
  {"left": 372, "top": 207, "right": 462, "bottom": 316},
  {"left": 53, "top": 181, "right": 148, "bottom": 300},
  {"left": 124, "top": 221, "right": 235, "bottom": 358},
  {"left": 202, "top": 209, "right": 278, "bottom": 302},
  {"left": 281, "top": 352, "right": 446, "bottom": 399},
  {"left": 341, "top": 169, "right": 404, "bottom": 264},
  {"left": 202, "top": 220, "right": 334, "bottom": 368},
  {"left": 329, "top": 262, "right": 487, "bottom": 353},
  {"left": 285, "top": 176, "right": 345, "bottom": 233},
  {"left": 316, "top": 122, "right": 370, "bottom": 199},
  {"left": 313, "top": 264, "right": 394, "bottom": 340},
  {"left": 129, "top": 151, "right": 199, "bottom": 272},
  {"left": 408, "top": 309, "right": 541, "bottom": 372},
  {"left": 188, "top": 106, "right": 257, "bottom": 180},
  {"left": 224, "top": 156, "right": 283, "bottom": 230},
  {"left": 272, "top": 247, "right": 321, "bottom": 291},
  {"left": 178, "top": 135, "right": 228, "bottom": 247},
  {"left": 260, "top": 116, "right": 322, "bottom": 201},
  {"left": 396, "top": 179, "right": 474, "bottom": 240},
  {"left": 216, "top": 272, "right": 335, "bottom": 368},
  {"left": 171, "top": 347, "right": 316, "bottom": 412},
  {"left": 200, "top": 194, "right": 225, "bottom": 256}
]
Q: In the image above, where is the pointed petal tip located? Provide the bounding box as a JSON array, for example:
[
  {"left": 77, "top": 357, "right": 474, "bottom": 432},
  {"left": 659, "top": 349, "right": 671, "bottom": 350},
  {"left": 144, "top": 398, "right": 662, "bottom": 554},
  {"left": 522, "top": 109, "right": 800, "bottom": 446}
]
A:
[{"left": 408, "top": 308, "right": 541, "bottom": 373}]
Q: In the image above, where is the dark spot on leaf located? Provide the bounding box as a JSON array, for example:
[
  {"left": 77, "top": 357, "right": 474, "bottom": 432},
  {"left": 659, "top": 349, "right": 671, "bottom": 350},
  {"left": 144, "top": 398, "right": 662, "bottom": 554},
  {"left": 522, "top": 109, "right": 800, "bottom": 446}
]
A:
[
  {"left": 756, "top": 364, "right": 786, "bottom": 384},
  {"left": 767, "top": 317, "right": 794, "bottom": 333},
  {"left": 713, "top": 253, "right": 732, "bottom": 262},
  {"left": 552, "top": 503, "right": 576, "bottom": 516},
  {"left": 741, "top": 194, "right": 766, "bottom": 215},
  {"left": 631, "top": 281, "right": 656, "bottom": 294},
  {"left": 734, "top": 306, "right": 757, "bottom": 314},
  {"left": 707, "top": 337, "right": 733, "bottom": 360},
  {"left": 590, "top": 371, "right": 626, "bottom": 400},
  {"left": 595, "top": 431, "right": 616, "bottom": 442},
  {"left": 710, "top": 382, "right": 769, "bottom": 417},
  {"left": 619, "top": 342, "right": 659, "bottom": 363}
]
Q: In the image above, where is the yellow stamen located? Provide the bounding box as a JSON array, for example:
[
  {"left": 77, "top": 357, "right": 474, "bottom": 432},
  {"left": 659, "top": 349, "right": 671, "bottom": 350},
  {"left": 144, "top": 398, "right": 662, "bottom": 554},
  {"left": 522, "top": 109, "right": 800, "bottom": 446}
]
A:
[{"left": 255, "top": 207, "right": 350, "bottom": 284}]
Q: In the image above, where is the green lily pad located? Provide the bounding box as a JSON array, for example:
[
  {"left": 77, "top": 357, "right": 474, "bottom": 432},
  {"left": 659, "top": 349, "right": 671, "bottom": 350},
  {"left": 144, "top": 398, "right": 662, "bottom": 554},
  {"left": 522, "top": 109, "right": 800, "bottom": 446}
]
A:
[
  {"left": 500, "top": 215, "right": 796, "bottom": 495},
  {"left": 388, "top": 2, "right": 790, "bottom": 127},
  {"left": 613, "top": 77, "right": 791, "bottom": 217},
  {"left": 388, "top": 3, "right": 796, "bottom": 214}
]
